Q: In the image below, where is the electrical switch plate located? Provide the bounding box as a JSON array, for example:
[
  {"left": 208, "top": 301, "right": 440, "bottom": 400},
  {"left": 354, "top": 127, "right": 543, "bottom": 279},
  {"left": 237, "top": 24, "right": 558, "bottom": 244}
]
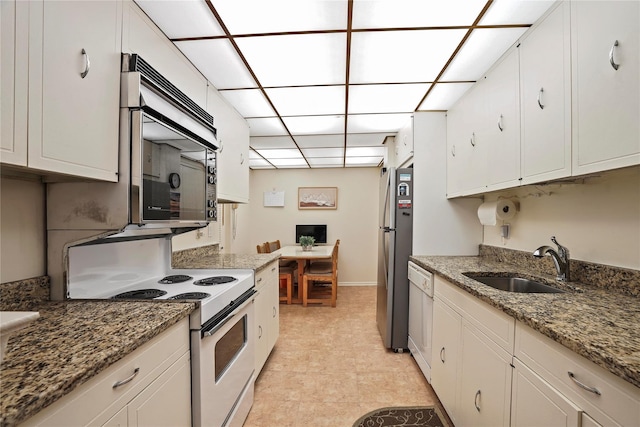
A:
[{"left": 501, "top": 224, "right": 510, "bottom": 239}]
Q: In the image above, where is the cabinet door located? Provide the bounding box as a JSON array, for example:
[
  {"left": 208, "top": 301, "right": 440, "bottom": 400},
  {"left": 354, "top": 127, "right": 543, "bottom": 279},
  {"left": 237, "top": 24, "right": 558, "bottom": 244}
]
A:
[
  {"left": 206, "top": 86, "right": 250, "bottom": 203},
  {"left": 0, "top": 0, "right": 28, "bottom": 166},
  {"left": 519, "top": 2, "right": 571, "bottom": 185},
  {"left": 101, "top": 407, "right": 127, "bottom": 427},
  {"left": 267, "top": 265, "right": 280, "bottom": 351},
  {"left": 28, "top": 0, "right": 121, "bottom": 181},
  {"left": 457, "top": 324, "right": 512, "bottom": 427},
  {"left": 254, "top": 285, "right": 270, "bottom": 373},
  {"left": 571, "top": 1, "right": 640, "bottom": 175},
  {"left": 483, "top": 47, "right": 521, "bottom": 191},
  {"left": 127, "top": 352, "right": 192, "bottom": 427},
  {"left": 431, "top": 299, "right": 462, "bottom": 422},
  {"left": 395, "top": 118, "right": 414, "bottom": 167},
  {"left": 511, "top": 359, "right": 581, "bottom": 427},
  {"left": 446, "top": 82, "right": 487, "bottom": 197}
]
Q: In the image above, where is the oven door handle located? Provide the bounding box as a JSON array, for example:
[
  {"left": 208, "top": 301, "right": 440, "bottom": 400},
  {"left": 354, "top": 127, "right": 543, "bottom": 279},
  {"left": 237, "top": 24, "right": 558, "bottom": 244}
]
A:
[{"left": 202, "top": 293, "right": 254, "bottom": 338}]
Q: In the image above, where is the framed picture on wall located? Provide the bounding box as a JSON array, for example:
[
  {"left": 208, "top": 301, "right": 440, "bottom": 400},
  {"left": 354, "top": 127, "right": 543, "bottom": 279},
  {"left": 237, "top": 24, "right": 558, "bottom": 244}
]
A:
[{"left": 298, "top": 187, "right": 338, "bottom": 210}]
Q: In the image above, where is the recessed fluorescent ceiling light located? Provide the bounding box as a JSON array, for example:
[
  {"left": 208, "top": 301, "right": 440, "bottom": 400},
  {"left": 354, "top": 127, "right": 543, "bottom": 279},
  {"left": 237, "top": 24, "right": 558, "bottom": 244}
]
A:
[
  {"left": 348, "top": 84, "right": 429, "bottom": 114},
  {"left": 134, "top": 0, "right": 224, "bottom": 38},
  {"left": 246, "top": 118, "right": 288, "bottom": 136},
  {"left": 265, "top": 86, "right": 345, "bottom": 116},
  {"left": 418, "top": 82, "right": 475, "bottom": 110},
  {"left": 219, "top": 89, "right": 276, "bottom": 118},
  {"left": 481, "top": 0, "right": 555, "bottom": 25},
  {"left": 255, "top": 148, "right": 303, "bottom": 159},
  {"left": 282, "top": 116, "right": 345, "bottom": 135},
  {"left": 348, "top": 114, "right": 412, "bottom": 133}
]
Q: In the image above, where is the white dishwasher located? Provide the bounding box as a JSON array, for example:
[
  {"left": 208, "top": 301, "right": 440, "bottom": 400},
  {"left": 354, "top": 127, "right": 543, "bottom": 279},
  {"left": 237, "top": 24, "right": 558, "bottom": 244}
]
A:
[{"left": 407, "top": 261, "right": 434, "bottom": 383}]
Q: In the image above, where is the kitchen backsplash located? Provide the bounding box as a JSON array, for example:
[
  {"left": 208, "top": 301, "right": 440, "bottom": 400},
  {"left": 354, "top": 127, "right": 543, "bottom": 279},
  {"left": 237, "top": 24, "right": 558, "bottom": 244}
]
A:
[
  {"left": 0, "top": 276, "right": 50, "bottom": 311},
  {"left": 172, "top": 243, "right": 219, "bottom": 269},
  {"left": 480, "top": 244, "right": 640, "bottom": 298}
]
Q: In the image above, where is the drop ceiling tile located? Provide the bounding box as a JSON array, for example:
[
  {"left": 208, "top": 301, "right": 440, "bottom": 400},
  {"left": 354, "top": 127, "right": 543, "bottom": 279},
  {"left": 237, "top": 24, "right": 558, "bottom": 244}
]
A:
[
  {"left": 352, "top": 0, "right": 487, "bottom": 28},
  {"left": 246, "top": 117, "right": 288, "bottom": 136},
  {"left": 134, "top": 0, "right": 224, "bottom": 38},
  {"left": 219, "top": 89, "right": 275, "bottom": 117},
  {"left": 255, "top": 148, "right": 302, "bottom": 159},
  {"left": 265, "top": 86, "right": 345, "bottom": 116},
  {"left": 350, "top": 29, "right": 467, "bottom": 83},
  {"left": 211, "top": 0, "right": 348, "bottom": 34},
  {"left": 346, "top": 133, "right": 390, "bottom": 147},
  {"left": 417, "top": 82, "right": 475, "bottom": 110},
  {"left": 345, "top": 156, "right": 384, "bottom": 166},
  {"left": 250, "top": 136, "right": 297, "bottom": 149},
  {"left": 481, "top": 0, "right": 555, "bottom": 25},
  {"left": 346, "top": 146, "right": 386, "bottom": 157},
  {"left": 347, "top": 114, "right": 412, "bottom": 133},
  {"left": 294, "top": 134, "right": 345, "bottom": 148},
  {"left": 348, "top": 84, "right": 429, "bottom": 114},
  {"left": 301, "top": 148, "right": 344, "bottom": 158},
  {"left": 269, "top": 158, "right": 309, "bottom": 167},
  {"left": 307, "top": 158, "right": 345, "bottom": 167},
  {"left": 175, "top": 39, "right": 256, "bottom": 89},
  {"left": 236, "top": 33, "right": 346, "bottom": 87},
  {"left": 441, "top": 28, "right": 526, "bottom": 81},
  {"left": 282, "top": 115, "right": 345, "bottom": 135}
]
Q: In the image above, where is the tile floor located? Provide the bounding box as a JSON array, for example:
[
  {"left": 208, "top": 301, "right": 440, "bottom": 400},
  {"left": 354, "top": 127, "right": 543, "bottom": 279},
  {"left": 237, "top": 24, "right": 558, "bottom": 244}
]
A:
[{"left": 244, "top": 286, "right": 445, "bottom": 427}]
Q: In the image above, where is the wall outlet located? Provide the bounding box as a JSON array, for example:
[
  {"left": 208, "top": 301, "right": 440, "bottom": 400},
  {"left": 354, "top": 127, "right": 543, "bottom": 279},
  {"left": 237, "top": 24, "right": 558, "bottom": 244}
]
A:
[{"left": 501, "top": 224, "right": 510, "bottom": 239}]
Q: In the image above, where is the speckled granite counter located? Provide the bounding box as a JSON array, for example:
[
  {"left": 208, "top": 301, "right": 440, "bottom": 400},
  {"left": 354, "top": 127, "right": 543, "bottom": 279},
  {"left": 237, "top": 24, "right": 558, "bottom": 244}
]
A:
[
  {"left": 409, "top": 253, "right": 640, "bottom": 389},
  {"left": 0, "top": 277, "right": 196, "bottom": 427},
  {"left": 172, "top": 250, "right": 280, "bottom": 272}
]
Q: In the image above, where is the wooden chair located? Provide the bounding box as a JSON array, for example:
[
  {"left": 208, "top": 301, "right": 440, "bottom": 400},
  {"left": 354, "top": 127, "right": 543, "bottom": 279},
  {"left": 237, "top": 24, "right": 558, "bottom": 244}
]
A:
[
  {"left": 302, "top": 239, "right": 339, "bottom": 307},
  {"left": 256, "top": 243, "right": 269, "bottom": 253},
  {"left": 262, "top": 240, "right": 297, "bottom": 304}
]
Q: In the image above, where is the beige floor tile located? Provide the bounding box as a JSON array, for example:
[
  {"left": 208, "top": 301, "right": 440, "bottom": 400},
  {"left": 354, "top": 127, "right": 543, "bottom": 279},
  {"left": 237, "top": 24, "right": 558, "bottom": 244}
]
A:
[{"left": 246, "top": 286, "right": 443, "bottom": 426}]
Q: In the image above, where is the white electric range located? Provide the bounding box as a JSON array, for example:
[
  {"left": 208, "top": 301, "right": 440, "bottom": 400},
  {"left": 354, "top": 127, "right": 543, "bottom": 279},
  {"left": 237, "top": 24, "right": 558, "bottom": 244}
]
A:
[{"left": 66, "top": 236, "right": 256, "bottom": 427}]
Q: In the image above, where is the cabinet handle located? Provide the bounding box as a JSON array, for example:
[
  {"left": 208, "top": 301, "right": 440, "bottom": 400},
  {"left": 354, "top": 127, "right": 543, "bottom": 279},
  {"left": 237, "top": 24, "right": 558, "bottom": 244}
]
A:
[
  {"left": 271, "top": 267, "right": 276, "bottom": 272},
  {"left": 440, "top": 347, "right": 445, "bottom": 363},
  {"left": 474, "top": 390, "right": 481, "bottom": 412},
  {"left": 257, "top": 277, "right": 262, "bottom": 283},
  {"left": 80, "top": 48, "right": 90, "bottom": 79},
  {"left": 451, "top": 145, "right": 456, "bottom": 157},
  {"left": 218, "top": 138, "right": 224, "bottom": 153},
  {"left": 497, "top": 114, "right": 504, "bottom": 132},
  {"left": 568, "top": 372, "right": 601, "bottom": 395},
  {"left": 470, "top": 133, "right": 476, "bottom": 147},
  {"left": 240, "top": 153, "right": 244, "bottom": 165},
  {"left": 272, "top": 306, "right": 276, "bottom": 317},
  {"left": 258, "top": 325, "right": 263, "bottom": 339},
  {"left": 609, "top": 40, "right": 620, "bottom": 70},
  {"left": 112, "top": 367, "right": 139, "bottom": 389},
  {"left": 537, "top": 88, "right": 544, "bottom": 109}
]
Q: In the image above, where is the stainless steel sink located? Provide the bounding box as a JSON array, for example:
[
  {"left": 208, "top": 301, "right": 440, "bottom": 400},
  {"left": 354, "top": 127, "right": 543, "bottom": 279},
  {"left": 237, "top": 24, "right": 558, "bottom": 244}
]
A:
[{"left": 463, "top": 273, "right": 564, "bottom": 293}]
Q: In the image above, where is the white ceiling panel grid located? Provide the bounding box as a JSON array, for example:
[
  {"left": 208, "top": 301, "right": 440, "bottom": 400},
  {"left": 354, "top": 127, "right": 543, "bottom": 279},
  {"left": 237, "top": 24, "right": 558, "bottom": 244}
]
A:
[{"left": 134, "top": 0, "right": 554, "bottom": 169}]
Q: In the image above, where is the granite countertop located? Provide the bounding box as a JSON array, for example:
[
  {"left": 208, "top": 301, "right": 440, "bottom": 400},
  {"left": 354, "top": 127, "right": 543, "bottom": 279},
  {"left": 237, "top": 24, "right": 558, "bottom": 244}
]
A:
[
  {"left": 410, "top": 255, "right": 640, "bottom": 389},
  {"left": 172, "top": 251, "right": 280, "bottom": 272},
  {"left": 0, "top": 298, "right": 195, "bottom": 427}
]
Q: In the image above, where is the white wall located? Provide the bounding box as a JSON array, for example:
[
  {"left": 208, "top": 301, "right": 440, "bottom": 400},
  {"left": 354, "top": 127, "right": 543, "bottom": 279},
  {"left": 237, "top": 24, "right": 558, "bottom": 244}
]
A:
[
  {"left": 482, "top": 166, "right": 640, "bottom": 270},
  {"left": 243, "top": 167, "right": 381, "bottom": 285},
  {"left": 0, "top": 176, "right": 46, "bottom": 282}
]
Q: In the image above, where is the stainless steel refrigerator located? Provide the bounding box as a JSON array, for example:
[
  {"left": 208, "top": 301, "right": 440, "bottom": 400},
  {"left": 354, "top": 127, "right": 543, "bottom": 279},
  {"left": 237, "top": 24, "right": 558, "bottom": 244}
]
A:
[{"left": 376, "top": 167, "right": 413, "bottom": 351}]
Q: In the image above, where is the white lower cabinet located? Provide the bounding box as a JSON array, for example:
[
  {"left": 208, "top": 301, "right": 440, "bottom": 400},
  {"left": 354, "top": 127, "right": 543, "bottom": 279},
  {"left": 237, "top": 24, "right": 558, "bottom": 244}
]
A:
[
  {"left": 254, "top": 261, "right": 280, "bottom": 374},
  {"left": 511, "top": 358, "right": 581, "bottom": 427},
  {"left": 458, "top": 324, "right": 512, "bottom": 427},
  {"left": 431, "top": 276, "right": 513, "bottom": 426},
  {"left": 20, "top": 318, "right": 191, "bottom": 427}
]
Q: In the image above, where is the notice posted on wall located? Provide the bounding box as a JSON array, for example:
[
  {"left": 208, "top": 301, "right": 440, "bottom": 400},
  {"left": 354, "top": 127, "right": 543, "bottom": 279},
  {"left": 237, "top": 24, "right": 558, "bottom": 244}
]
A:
[{"left": 264, "top": 191, "right": 285, "bottom": 207}]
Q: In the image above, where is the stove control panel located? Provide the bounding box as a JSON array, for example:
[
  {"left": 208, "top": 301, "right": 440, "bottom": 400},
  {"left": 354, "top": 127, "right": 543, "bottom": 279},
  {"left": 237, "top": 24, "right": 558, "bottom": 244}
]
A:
[{"left": 206, "top": 150, "right": 217, "bottom": 221}]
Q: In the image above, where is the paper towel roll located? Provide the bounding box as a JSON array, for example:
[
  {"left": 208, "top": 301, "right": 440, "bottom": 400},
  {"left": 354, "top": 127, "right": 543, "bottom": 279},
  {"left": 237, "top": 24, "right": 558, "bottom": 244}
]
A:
[{"left": 477, "top": 200, "right": 517, "bottom": 226}]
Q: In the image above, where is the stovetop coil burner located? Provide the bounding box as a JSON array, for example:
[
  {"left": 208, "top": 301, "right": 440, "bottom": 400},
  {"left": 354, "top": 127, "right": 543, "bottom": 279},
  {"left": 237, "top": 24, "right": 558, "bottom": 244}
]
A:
[
  {"left": 193, "top": 276, "right": 237, "bottom": 286},
  {"left": 167, "top": 292, "right": 211, "bottom": 300},
  {"left": 112, "top": 289, "right": 167, "bottom": 300},
  {"left": 158, "top": 274, "right": 193, "bottom": 284}
]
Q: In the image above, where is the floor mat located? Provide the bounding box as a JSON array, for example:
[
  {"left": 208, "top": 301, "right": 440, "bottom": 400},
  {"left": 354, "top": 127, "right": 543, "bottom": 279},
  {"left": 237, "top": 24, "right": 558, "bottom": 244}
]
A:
[{"left": 352, "top": 406, "right": 448, "bottom": 427}]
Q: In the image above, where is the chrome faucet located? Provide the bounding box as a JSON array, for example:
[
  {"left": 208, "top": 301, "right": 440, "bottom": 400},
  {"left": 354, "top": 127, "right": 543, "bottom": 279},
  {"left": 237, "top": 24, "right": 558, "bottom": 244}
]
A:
[{"left": 533, "top": 236, "right": 570, "bottom": 281}]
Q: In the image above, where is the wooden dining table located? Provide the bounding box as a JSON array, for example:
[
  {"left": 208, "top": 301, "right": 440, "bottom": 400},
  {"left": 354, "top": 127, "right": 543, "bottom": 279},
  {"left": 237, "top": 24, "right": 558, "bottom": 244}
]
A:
[{"left": 274, "top": 243, "right": 335, "bottom": 303}]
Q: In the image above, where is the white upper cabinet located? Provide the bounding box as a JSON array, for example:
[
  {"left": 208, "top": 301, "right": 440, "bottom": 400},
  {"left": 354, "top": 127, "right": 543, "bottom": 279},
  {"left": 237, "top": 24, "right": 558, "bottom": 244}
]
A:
[
  {"left": 571, "top": 1, "right": 640, "bottom": 175},
  {"left": 519, "top": 2, "right": 572, "bottom": 185},
  {"left": 0, "top": 0, "right": 27, "bottom": 166},
  {"left": 122, "top": 1, "right": 207, "bottom": 109},
  {"left": 446, "top": 79, "right": 488, "bottom": 197},
  {"left": 2, "top": 1, "right": 121, "bottom": 181},
  {"left": 483, "top": 47, "right": 521, "bottom": 192},
  {"left": 394, "top": 118, "right": 414, "bottom": 167},
  {"left": 207, "top": 86, "right": 250, "bottom": 204}
]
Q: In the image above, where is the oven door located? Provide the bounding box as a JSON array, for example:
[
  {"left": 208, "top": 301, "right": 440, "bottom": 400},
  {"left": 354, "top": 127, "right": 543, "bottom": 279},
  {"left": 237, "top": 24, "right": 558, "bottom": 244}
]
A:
[{"left": 192, "top": 296, "right": 255, "bottom": 427}]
